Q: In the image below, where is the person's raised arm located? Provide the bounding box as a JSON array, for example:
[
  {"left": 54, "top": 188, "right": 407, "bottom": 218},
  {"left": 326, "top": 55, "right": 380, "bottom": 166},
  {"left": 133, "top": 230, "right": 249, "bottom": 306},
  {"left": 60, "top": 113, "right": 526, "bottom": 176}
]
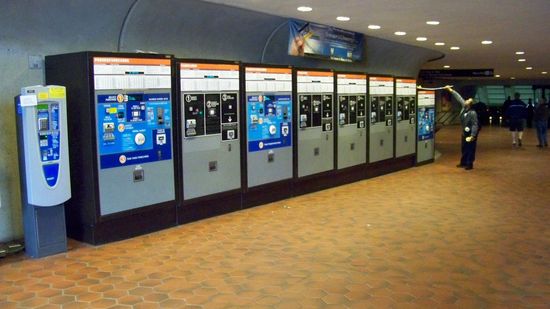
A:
[{"left": 445, "top": 85, "right": 465, "bottom": 107}]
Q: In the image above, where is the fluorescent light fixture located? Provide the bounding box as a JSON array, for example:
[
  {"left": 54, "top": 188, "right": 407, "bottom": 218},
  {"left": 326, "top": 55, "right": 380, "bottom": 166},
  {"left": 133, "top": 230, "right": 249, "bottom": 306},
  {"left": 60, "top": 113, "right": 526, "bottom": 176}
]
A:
[
  {"left": 435, "top": 42, "right": 445, "bottom": 46},
  {"left": 450, "top": 46, "right": 460, "bottom": 50},
  {"left": 481, "top": 40, "right": 493, "bottom": 45},
  {"left": 336, "top": 16, "right": 350, "bottom": 21},
  {"left": 515, "top": 51, "right": 525, "bottom": 55},
  {"left": 443, "top": 65, "right": 450, "bottom": 68},
  {"left": 518, "top": 59, "right": 526, "bottom": 62},
  {"left": 542, "top": 71, "right": 548, "bottom": 74},
  {"left": 495, "top": 74, "right": 501, "bottom": 77},
  {"left": 394, "top": 31, "right": 406, "bottom": 36},
  {"left": 526, "top": 67, "right": 533, "bottom": 70},
  {"left": 426, "top": 21, "right": 440, "bottom": 25},
  {"left": 416, "top": 37, "right": 428, "bottom": 41},
  {"left": 297, "top": 6, "right": 312, "bottom": 12},
  {"left": 368, "top": 25, "right": 381, "bottom": 30},
  {"left": 510, "top": 77, "right": 516, "bottom": 79}
]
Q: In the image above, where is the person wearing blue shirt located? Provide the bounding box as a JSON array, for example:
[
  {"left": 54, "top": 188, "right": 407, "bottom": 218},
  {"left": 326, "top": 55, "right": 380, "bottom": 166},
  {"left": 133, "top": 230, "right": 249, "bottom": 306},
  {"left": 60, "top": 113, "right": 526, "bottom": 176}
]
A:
[
  {"left": 445, "top": 86, "right": 479, "bottom": 170},
  {"left": 505, "top": 93, "right": 527, "bottom": 147}
]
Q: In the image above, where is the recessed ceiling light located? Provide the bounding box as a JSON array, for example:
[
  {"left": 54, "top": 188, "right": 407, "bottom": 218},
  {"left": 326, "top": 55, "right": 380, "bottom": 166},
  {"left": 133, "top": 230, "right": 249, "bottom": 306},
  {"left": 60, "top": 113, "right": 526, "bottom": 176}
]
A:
[
  {"left": 416, "top": 37, "right": 428, "bottom": 41},
  {"left": 394, "top": 31, "right": 406, "bottom": 36},
  {"left": 450, "top": 46, "right": 460, "bottom": 50},
  {"left": 297, "top": 6, "right": 312, "bottom": 12},
  {"left": 495, "top": 74, "right": 501, "bottom": 77},
  {"left": 526, "top": 67, "right": 533, "bottom": 70},
  {"left": 336, "top": 16, "right": 350, "bottom": 21},
  {"left": 443, "top": 65, "right": 450, "bottom": 68},
  {"left": 481, "top": 40, "right": 493, "bottom": 45},
  {"left": 426, "top": 21, "right": 440, "bottom": 25},
  {"left": 518, "top": 59, "right": 526, "bottom": 62},
  {"left": 368, "top": 25, "right": 381, "bottom": 30},
  {"left": 510, "top": 77, "right": 516, "bottom": 80},
  {"left": 515, "top": 51, "right": 525, "bottom": 55},
  {"left": 542, "top": 72, "right": 548, "bottom": 74},
  {"left": 435, "top": 42, "right": 445, "bottom": 46}
]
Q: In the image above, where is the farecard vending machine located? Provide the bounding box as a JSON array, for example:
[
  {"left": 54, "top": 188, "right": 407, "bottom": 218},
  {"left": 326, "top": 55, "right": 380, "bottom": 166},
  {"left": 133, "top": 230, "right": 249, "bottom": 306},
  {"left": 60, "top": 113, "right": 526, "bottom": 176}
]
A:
[
  {"left": 335, "top": 73, "right": 367, "bottom": 178},
  {"left": 243, "top": 65, "right": 293, "bottom": 207},
  {"left": 369, "top": 76, "right": 395, "bottom": 163},
  {"left": 417, "top": 90, "right": 436, "bottom": 164},
  {"left": 15, "top": 85, "right": 71, "bottom": 258},
  {"left": 177, "top": 60, "right": 241, "bottom": 221},
  {"left": 46, "top": 52, "right": 177, "bottom": 244},
  {"left": 395, "top": 78, "right": 417, "bottom": 158},
  {"left": 294, "top": 69, "right": 335, "bottom": 194}
]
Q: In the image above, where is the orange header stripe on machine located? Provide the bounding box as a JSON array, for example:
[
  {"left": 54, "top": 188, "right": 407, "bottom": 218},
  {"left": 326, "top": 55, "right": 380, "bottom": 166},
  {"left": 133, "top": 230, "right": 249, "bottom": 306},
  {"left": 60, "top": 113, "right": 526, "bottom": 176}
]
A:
[
  {"left": 396, "top": 78, "right": 416, "bottom": 84},
  {"left": 297, "top": 71, "right": 334, "bottom": 77},
  {"left": 337, "top": 74, "right": 366, "bottom": 80},
  {"left": 369, "top": 76, "right": 393, "bottom": 82},
  {"left": 93, "top": 57, "right": 170, "bottom": 65},
  {"left": 418, "top": 90, "right": 435, "bottom": 95},
  {"left": 246, "top": 67, "right": 291, "bottom": 74},
  {"left": 180, "top": 63, "right": 239, "bottom": 71}
]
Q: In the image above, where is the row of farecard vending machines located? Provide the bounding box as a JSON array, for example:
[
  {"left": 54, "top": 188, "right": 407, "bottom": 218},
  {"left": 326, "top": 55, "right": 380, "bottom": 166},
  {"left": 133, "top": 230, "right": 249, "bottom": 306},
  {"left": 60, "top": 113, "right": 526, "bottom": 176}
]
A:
[{"left": 44, "top": 52, "right": 435, "bottom": 245}]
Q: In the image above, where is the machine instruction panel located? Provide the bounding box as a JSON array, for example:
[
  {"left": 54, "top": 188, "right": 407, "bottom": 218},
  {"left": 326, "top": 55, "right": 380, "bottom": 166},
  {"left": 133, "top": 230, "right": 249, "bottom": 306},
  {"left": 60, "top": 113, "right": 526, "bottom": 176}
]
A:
[{"left": 418, "top": 90, "right": 435, "bottom": 141}]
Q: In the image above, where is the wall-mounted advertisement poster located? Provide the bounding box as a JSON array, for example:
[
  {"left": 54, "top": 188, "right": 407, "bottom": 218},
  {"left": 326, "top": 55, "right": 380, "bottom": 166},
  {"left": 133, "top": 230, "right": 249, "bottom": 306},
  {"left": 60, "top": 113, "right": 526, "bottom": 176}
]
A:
[{"left": 289, "top": 19, "right": 364, "bottom": 62}]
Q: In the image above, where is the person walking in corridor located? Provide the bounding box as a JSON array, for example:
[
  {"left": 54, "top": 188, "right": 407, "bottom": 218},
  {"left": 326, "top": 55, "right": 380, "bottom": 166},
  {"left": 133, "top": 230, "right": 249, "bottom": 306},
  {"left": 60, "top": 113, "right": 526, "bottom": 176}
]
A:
[
  {"left": 505, "top": 93, "right": 527, "bottom": 147},
  {"left": 534, "top": 98, "right": 549, "bottom": 148},
  {"left": 445, "top": 86, "right": 479, "bottom": 170}
]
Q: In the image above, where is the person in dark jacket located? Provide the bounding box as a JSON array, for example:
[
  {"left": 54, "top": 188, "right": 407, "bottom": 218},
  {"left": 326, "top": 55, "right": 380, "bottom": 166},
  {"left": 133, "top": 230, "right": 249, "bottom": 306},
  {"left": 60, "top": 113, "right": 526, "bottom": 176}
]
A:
[
  {"left": 505, "top": 93, "right": 527, "bottom": 147},
  {"left": 446, "top": 86, "right": 479, "bottom": 170},
  {"left": 533, "top": 98, "right": 549, "bottom": 148}
]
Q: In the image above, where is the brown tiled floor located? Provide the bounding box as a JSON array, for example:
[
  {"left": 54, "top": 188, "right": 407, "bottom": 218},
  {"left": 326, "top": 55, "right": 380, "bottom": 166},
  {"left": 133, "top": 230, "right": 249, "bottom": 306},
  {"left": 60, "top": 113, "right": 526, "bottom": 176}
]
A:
[{"left": 1, "top": 125, "right": 549, "bottom": 308}]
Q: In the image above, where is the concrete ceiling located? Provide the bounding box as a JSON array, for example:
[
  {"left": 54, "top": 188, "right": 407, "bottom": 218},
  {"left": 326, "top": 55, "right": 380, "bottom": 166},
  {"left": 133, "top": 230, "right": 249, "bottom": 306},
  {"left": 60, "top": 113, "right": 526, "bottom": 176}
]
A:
[{"left": 203, "top": 0, "right": 550, "bottom": 80}]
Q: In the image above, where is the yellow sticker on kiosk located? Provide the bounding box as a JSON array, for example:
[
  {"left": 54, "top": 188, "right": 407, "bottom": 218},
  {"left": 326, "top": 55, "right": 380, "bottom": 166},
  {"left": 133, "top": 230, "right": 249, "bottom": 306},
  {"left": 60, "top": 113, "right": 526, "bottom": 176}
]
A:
[
  {"left": 49, "top": 87, "right": 66, "bottom": 99},
  {"left": 37, "top": 92, "right": 49, "bottom": 100}
]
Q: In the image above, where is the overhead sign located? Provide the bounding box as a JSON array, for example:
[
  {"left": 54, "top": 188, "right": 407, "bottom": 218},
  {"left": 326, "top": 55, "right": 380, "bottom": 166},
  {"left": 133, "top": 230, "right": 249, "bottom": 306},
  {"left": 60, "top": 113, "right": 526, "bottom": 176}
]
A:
[
  {"left": 289, "top": 19, "right": 364, "bottom": 62},
  {"left": 419, "top": 69, "right": 494, "bottom": 79}
]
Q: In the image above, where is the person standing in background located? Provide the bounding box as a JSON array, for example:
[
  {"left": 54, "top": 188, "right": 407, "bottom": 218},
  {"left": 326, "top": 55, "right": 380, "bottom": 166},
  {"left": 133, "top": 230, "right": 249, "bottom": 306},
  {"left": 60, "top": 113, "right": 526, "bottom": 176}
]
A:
[
  {"left": 533, "top": 98, "right": 549, "bottom": 148},
  {"left": 445, "top": 86, "right": 479, "bottom": 170},
  {"left": 527, "top": 98, "right": 534, "bottom": 128},
  {"left": 505, "top": 93, "right": 527, "bottom": 147}
]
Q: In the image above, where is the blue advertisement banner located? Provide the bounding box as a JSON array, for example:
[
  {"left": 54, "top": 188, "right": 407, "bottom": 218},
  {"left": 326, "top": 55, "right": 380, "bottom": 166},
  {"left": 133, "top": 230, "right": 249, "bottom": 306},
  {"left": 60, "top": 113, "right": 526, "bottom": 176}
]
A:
[
  {"left": 418, "top": 107, "right": 435, "bottom": 141},
  {"left": 289, "top": 19, "right": 364, "bottom": 62},
  {"left": 247, "top": 94, "right": 292, "bottom": 152}
]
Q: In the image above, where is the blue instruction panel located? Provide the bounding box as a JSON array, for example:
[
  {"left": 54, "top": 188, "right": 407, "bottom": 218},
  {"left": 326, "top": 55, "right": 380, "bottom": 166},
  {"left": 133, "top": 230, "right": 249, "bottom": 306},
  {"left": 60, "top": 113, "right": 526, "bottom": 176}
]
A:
[
  {"left": 96, "top": 93, "right": 172, "bottom": 169},
  {"left": 418, "top": 107, "right": 434, "bottom": 141},
  {"left": 247, "top": 94, "right": 292, "bottom": 152}
]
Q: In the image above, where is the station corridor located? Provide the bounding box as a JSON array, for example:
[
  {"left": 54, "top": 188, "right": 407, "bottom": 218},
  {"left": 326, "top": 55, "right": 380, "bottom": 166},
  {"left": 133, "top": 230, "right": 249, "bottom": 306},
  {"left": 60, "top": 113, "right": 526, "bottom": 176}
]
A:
[{"left": 1, "top": 125, "right": 549, "bottom": 308}]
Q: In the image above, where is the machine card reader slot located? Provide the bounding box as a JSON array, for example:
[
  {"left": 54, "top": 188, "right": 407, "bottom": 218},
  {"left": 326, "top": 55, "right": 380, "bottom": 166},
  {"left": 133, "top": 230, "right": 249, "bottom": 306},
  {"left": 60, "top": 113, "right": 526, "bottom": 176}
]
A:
[{"left": 267, "top": 150, "right": 274, "bottom": 162}]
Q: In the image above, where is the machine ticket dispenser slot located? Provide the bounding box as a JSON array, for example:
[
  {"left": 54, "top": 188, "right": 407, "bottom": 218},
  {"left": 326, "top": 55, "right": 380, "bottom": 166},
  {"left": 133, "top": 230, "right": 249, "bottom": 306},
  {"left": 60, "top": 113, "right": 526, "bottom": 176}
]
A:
[
  {"left": 417, "top": 90, "right": 435, "bottom": 164},
  {"left": 93, "top": 57, "right": 175, "bottom": 216},
  {"left": 245, "top": 66, "right": 293, "bottom": 188},
  {"left": 336, "top": 73, "right": 367, "bottom": 169},
  {"left": 296, "top": 70, "right": 334, "bottom": 178},
  {"left": 180, "top": 62, "right": 240, "bottom": 200},
  {"left": 15, "top": 85, "right": 71, "bottom": 258},
  {"left": 369, "top": 76, "right": 395, "bottom": 163},
  {"left": 396, "top": 79, "right": 417, "bottom": 157}
]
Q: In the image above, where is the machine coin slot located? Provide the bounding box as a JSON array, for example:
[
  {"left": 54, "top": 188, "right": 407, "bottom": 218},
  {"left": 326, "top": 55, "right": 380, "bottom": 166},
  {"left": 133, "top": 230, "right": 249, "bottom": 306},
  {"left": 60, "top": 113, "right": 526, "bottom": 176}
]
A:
[
  {"left": 404, "top": 136, "right": 408, "bottom": 142},
  {"left": 314, "top": 147, "right": 320, "bottom": 156},
  {"left": 350, "top": 142, "right": 355, "bottom": 150},
  {"left": 157, "top": 107, "right": 165, "bottom": 125},
  {"left": 380, "top": 139, "right": 384, "bottom": 146},
  {"left": 312, "top": 95, "right": 322, "bottom": 127},
  {"left": 267, "top": 151, "right": 274, "bottom": 162},
  {"left": 133, "top": 166, "right": 144, "bottom": 182},
  {"left": 349, "top": 96, "right": 357, "bottom": 124},
  {"left": 208, "top": 161, "right": 218, "bottom": 172},
  {"left": 205, "top": 94, "right": 221, "bottom": 135}
]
